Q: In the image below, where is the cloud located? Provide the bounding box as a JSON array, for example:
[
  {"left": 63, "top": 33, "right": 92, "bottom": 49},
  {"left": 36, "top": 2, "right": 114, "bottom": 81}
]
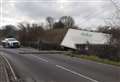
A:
[{"left": 1, "top": 0, "right": 120, "bottom": 28}]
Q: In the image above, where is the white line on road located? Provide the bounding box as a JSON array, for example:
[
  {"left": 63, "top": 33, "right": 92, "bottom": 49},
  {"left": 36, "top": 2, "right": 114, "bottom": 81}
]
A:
[
  {"left": 31, "top": 55, "right": 48, "bottom": 62},
  {"left": 29, "top": 54, "right": 99, "bottom": 82},
  {"left": 37, "top": 57, "right": 49, "bottom": 62},
  {"left": 56, "top": 65, "right": 99, "bottom": 82}
]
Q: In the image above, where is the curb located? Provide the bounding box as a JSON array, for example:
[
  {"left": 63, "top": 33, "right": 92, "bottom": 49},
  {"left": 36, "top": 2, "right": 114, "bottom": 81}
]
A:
[
  {"left": 0, "top": 59, "right": 10, "bottom": 82},
  {"left": 1, "top": 54, "right": 18, "bottom": 82},
  {"left": 19, "top": 51, "right": 72, "bottom": 54},
  {"left": 2, "top": 55, "right": 17, "bottom": 80}
]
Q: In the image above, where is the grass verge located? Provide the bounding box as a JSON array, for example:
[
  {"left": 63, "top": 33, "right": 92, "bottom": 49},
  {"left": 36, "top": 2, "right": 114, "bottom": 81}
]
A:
[{"left": 66, "top": 53, "right": 120, "bottom": 67}]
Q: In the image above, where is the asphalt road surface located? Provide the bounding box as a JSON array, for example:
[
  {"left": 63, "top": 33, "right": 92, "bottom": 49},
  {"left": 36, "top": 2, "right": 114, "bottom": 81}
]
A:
[{"left": 0, "top": 47, "right": 120, "bottom": 82}]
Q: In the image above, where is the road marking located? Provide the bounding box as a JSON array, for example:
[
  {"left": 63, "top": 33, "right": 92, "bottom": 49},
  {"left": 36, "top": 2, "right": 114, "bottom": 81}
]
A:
[
  {"left": 56, "top": 65, "right": 99, "bottom": 82},
  {"left": 37, "top": 57, "right": 49, "bottom": 62},
  {"left": 32, "top": 55, "right": 48, "bottom": 62}
]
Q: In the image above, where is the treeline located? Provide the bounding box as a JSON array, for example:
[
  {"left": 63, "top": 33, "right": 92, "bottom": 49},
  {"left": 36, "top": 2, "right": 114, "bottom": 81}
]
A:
[
  {"left": 0, "top": 25, "right": 17, "bottom": 39},
  {"left": 17, "top": 16, "right": 76, "bottom": 49},
  {"left": 17, "top": 22, "right": 68, "bottom": 50}
]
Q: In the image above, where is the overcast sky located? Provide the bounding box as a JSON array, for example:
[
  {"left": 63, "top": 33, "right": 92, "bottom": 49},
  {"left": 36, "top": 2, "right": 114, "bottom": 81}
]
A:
[{"left": 0, "top": 0, "right": 120, "bottom": 29}]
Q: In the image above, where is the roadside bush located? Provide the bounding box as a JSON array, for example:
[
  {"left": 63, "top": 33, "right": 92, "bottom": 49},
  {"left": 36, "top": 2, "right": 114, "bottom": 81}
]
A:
[
  {"left": 76, "top": 45, "right": 120, "bottom": 62},
  {"left": 97, "top": 46, "right": 120, "bottom": 62},
  {"left": 97, "top": 26, "right": 120, "bottom": 62},
  {"left": 17, "top": 23, "right": 45, "bottom": 46},
  {"left": 17, "top": 22, "right": 68, "bottom": 50}
]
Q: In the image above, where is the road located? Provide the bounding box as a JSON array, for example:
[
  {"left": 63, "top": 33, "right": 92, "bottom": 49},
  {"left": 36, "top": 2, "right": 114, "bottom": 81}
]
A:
[{"left": 0, "top": 47, "right": 120, "bottom": 82}]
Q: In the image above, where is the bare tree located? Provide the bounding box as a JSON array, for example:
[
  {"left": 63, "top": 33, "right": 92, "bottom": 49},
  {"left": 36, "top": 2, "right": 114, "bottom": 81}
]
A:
[
  {"left": 17, "top": 23, "right": 44, "bottom": 46},
  {"left": 46, "top": 17, "right": 54, "bottom": 29},
  {"left": 104, "top": 11, "right": 120, "bottom": 27},
  {"left": 53, "top": 21, "right": 64, "bottom": 29},
  {"left": 104, "top": 0, "right": 120, "bottom": 27},
  {"left": 103, "top": 0, "right": 120, "bottom": 47},
  {"left": 59, "top": 16, "right": 75, "bottom": 28},
  {"left": 1, "top": 25, "right": 17, "bottom": 38}
]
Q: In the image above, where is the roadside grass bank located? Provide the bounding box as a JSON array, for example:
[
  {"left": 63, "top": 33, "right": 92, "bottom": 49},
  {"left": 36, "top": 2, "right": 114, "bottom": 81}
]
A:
[{"left": 65, "top": 53, "right": 120, "bottom": 67}]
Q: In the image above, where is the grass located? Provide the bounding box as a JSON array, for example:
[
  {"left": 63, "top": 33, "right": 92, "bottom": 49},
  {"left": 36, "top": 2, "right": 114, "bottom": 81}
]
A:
[{"left": 66, "top": 53, "right": 120, "bottom": 67}]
